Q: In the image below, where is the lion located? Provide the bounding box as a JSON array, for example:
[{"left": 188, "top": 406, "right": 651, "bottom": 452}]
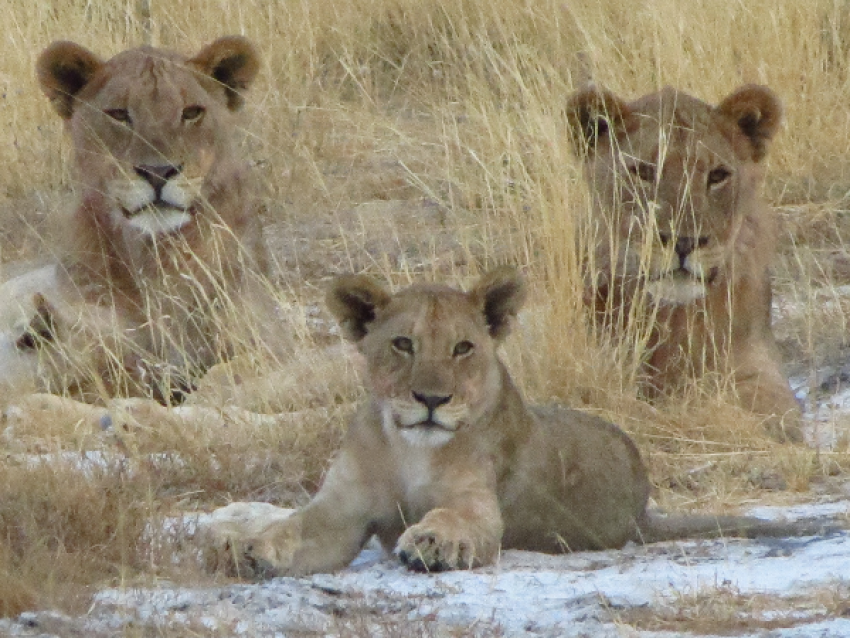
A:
[
  {"left": 0, "top": 264, "right": 150, "bottom": 401},
  {"left": 33, "top": 36, "right": 268, "bottom": 402},
  {"left": 206, "top": 268, "right": 827, "bottom": 577},
  {"left": 566, "top": 84, "right": 802, "bottom": 442}
]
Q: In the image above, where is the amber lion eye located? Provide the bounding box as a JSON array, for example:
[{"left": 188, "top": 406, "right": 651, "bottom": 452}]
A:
[
  {"left": 104, "top": 109, "right": 132, "bottom": 125},
  {"left": 628, "top": 161, "right": 656, "bottom": 183},
  {"left": 453, "top": 340, "right": 474, "bottom": 357},
  {"left": 182, "top": 105, "right": 206, "bottom": 123},
  {"left": 707, "top": 166, "right": 731, "bottom": 187},
  {"left": 391, "top": 336, "right": 414, "bottom": 354}
]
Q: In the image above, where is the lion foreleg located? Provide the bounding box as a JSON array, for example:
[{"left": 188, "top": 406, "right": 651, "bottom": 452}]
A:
[
  {"left": 732, "top": 341, "right": 802, "bottom": 442},
  {"left": 396, "top": 490, "right": 503, "bottom": 572},
  {"left": 249, "top": 454, "right": 379, "bottom": 577},
  {"left": 227, "top": 501, "right": 373, "bottom": 578}
]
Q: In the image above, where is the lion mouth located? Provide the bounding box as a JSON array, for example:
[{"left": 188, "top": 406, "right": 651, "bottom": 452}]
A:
[
  {"left": 399, "top": 419, "right": 457, "bottom": 432},
  {"left": 122, "top": 201, "right": 192, "bottom": 219},
  {"left": 120, "top": 203, "right": 195, "bottom": 236},
  {"left": 652, "top": 266, "right": 719, "bottom": 285}
]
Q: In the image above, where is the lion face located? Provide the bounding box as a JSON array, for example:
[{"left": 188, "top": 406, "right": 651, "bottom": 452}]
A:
[
  {"left": 327, "top": 268, "right": 526, "bottom": 447},
  {"left": 37, "top": 37, "right": 259, "bottom": 239},
  {"left": 568, "top": 85, "right": 782, "bottom": 305}
]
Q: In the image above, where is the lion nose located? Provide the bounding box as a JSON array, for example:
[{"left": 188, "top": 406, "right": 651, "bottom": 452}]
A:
[
  {"left": 658, "top": 234, "right": 709, "bottom": 267},
  {"left": 412, "top": 392, "right": 452, "bottom": 413},
  {"left": 135, "top": 164, "right": 182, "bottom": 197},
  {"left": 673, "top": 237, "right": 695, "bottom": 259}
]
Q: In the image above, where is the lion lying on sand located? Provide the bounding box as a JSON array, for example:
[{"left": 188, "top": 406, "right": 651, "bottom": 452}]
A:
[{"left": 205, "top": 268, "right": 826, "bottom": 577}]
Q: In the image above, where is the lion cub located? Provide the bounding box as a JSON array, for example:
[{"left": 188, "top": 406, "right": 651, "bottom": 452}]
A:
[
  {"left": 212, "top": 268, "right": 832, "bottom": 576},
  {"left": 218, "top": 268, "right": 647, "bottom": 575},
  {"left": 567, "top": 84, "right": 801, "bottom": 442}
]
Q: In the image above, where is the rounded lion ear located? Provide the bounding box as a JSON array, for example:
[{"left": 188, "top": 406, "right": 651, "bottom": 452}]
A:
[
  {"left": 469, "top": 266, "right": 527, "bottom": 341},
  {"left": 15, "top": 293, "right": 60, "bottom": 351},
  {"left": 566, "top": 87, "right": 631, "bottom": 155},
  {"left": 327, "top": 275, "right": 392, "bottom": 342},
  {"left": 716, "top": 84, "right": 782, "bottom": 161},
  {"left": 189, "top": 36, "right": 260, "bottom": 111},
  {"left": 36, "top": 41, "right": 103, "bottom": 119}
]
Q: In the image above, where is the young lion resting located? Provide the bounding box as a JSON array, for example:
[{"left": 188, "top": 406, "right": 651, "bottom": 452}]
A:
[
  {"left": 214, "top": 268, "right": 817, "bottom": 576},
  {"left": 567, "top": 84, "right": 801, "bottom": 442},
  {"left": 30, "top": 37, "right": 268, "bottom": 401}
]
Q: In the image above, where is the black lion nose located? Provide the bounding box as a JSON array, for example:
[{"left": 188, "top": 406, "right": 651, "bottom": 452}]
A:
[
  {"left": 412, "top": 392, "right": 452, "bottom": 413},
  {"left": 135, "top": 164, "right": 181, "bottom": 197},
  {"left": 674, "top": 237, "right": 695, "bottom": 259},
  {"left": 658, "top": 234, "right": 709, "bottom": 267}
]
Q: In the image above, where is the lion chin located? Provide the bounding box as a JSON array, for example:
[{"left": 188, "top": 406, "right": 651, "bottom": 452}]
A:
[
  {"left": 121, "top": 206, "right": 194, "bottom": 236},
  {"left": 381, "top": 404, "right": 458, "bottom": 447},
  {"left": 645, "top": 269, "right": 714, "bottom": 305}
]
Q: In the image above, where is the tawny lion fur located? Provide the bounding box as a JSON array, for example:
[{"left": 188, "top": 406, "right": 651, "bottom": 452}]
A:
[
  {"left": 32, "top": 36, "right": 267, "bottom": 401},
  {"left": 210, "top": 268, "right": 823, "bottom": 577},
  {"left": 567, "top": 84, "right": 801, "bottom": 442}
]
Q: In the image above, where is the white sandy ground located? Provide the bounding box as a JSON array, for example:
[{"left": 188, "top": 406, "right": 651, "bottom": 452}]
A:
[
  {"left": 1, "top": 506, "right": 850, "bottom": 637},
  {"left": 3, "top": 333, "right": 850, "bottom": 635},
  {"left": 2, "top": 446, "right": 850, "bottom": 635}
]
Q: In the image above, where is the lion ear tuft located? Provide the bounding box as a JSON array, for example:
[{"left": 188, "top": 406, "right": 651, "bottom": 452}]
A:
[
  {"left": 327, "top": 275, "right": 392, "bottom": 342},
  {"left": 190, "top": 36, "right": 260, "bottom": 111},
  {"left": 566, "top": 87, "right": 631, "bottom": 155},
  {"left": 470, "top": 266, "right": 527, "bottom": 341},
  {"left": 36, "top": 41, "right": 103, "bottom": 119},
  {"left": 716, "top": 84, "right": 782, "bottom": 161}
]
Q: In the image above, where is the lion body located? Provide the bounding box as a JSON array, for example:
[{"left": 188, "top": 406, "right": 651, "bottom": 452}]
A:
[
  {"left": 568, "top": 85, "right": 801, "bottom": 441},
  {"left": 208, "top": 269, "right": 833, "bottom": 577},
  {"left": 32, "top": 37, "right": 267, "bottom": 400},
  {"left": 219, "top": 269, "right": 652, "bottom": 576}
]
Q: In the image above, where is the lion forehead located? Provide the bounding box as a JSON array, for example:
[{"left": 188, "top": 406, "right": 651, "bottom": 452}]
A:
[
  {"left": 629, "top": 87, "right": 713, "bottom": 128},
  {"left": 624, "top": 106, "right": 734, "bottom": 166},
  {"left": 375, "top": 291, "right": 488, "bottom": 344},
  {"left": 80, "top": 56, "right": 210, "bottom": 116}
]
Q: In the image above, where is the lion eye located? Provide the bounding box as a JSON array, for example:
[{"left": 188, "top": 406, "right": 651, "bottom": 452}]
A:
[
  {"left": 391, "top": 336, "right": 414, "bottom": 354},
  {"left": 453, "top": 340, "right": 474, "bottom": 357},
  {"left": 707, "top": 166, "right": 731, "bottom": 187},
  {"left": 628, "top": 161, "right": 656, "bottom": 183},
  {"left": 104, "top": 109, "right": 132, "bottom": 125},
  {"left": 182, "top": 105, "right": 206, "bottom": 124}
]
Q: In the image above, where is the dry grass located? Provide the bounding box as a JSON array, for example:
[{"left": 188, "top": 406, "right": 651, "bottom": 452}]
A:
[
  {"left": 2, "top": 0, "right": 850, "bottom": 626},
  {"left": 617, "top": 581, "right": 850, "bottom": 635}
]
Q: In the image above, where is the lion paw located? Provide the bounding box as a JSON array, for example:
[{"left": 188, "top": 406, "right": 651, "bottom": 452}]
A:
[
  {"left": 198, "top": 502, "right": 299, "bottom": 580},
  {"left": 396, "top": 522, "right": 478, "bottom": 572}
]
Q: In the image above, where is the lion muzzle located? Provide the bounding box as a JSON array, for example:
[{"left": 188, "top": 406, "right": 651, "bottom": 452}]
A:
[{"left": 114, "top": 163, "right": 197, "bottom": 235}]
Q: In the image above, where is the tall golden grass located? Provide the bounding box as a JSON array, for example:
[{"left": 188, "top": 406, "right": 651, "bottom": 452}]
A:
[{"left": 2, "top": 0, "right": 850, "bottom": 622}]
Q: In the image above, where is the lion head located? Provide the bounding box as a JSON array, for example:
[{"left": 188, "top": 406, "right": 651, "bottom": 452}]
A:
[
  {"left": 567, "top": 84, "right": 782, "bottom": 305},
  {"left": 327, "top": 267, "right": 526, "bottom": 447},
  {"left": 37, "top": 36, "right": 259, "bottom": 239}
]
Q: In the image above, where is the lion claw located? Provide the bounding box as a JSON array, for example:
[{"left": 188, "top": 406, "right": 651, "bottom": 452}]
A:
[{"left": 396, "top": 529, "right": 473, "bottom": 573}]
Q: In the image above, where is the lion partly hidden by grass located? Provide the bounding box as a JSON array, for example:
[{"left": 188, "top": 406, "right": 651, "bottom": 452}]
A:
[
  {"left": 205, "top": 267, "right": 824, "bottom": 576},
  {"left": 566, "top": 84, "right": 801, "bottom": 442},
  {"left": 0, "top": 36, "right": 269, "bottom": 403}
]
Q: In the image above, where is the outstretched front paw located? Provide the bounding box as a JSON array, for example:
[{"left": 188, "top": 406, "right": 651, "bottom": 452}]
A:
[
  {"left": 396, "top": 509, "right": 497, "bottom": 572},
  {"left": 199, "top": 502, "right": 300, "bottom": 580}
]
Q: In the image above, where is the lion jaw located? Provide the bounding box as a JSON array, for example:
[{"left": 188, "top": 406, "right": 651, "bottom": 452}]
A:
[
  {"left": 380, "top": 401, "right": 460, "bottom": 448},
  {"left": 645, "top": 263, "right": 720, "bottom": 305},
  {"left": 107, "top": 176, "right": 200, "bottom": 237}
]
